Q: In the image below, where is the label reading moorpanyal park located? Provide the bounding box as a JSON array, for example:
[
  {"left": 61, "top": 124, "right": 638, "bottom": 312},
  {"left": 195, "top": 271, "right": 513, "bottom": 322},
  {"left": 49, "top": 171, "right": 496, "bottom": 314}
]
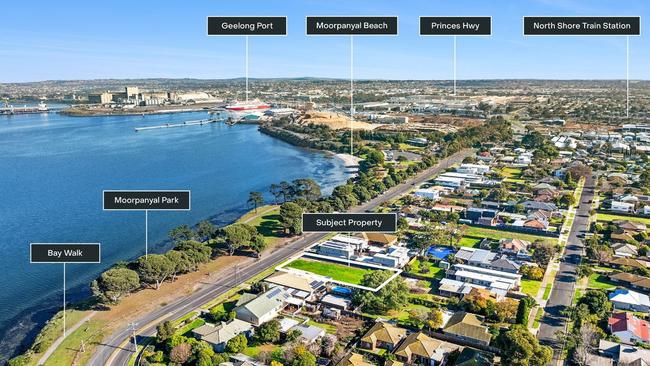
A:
[
  {"left": 306, "top": 16, "right": 398, "bottom": 35},
  {"left": 419, "top": 17, "right": 491, "bottom": 36},
  {"left": 103, "top": 190, "right": 191, "bottom": 211},
  {"left": 207, "top": 16, "right": 287, "bottom": 36},
  {"left": 524, "top": 16, "right": 640, "bottom": 36},
  {"left": 30, "top": 243, "right": 101, "bottom": 263},
  {"left": 302, "top": 213, "right": 397, "bottom": 233}
]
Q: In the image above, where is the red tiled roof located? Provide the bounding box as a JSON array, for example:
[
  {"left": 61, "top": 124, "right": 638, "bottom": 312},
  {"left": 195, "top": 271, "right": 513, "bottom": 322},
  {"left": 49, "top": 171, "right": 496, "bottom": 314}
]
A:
[{"left": 608, "top": 312, "right": 650, "bottom": 341}]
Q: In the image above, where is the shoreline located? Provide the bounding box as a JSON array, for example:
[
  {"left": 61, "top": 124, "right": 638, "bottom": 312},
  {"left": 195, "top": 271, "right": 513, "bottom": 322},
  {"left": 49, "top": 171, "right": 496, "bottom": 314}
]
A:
[{"left": 58, "top": 103, "right": 221, "bottom": 117}]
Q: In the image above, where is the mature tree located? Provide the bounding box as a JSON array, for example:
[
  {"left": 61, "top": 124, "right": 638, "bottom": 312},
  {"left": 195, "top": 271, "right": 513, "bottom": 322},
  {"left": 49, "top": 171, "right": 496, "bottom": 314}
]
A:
[
  {"left": 256, "top": 319, "right": 281, "bottom": 343},
  {"left": 165, "top": 250, "right": 193, "bottom": 280},
  {"left": 576, "top": 290, "right": 611, "bottom": 320},
  {"left": 169, "top": 225, "right": 197, "bottom": 243},
  {"left": 321, "top": 334, "right": 338, "bottom": 357},
  {"left": 566, "top": 163, "right": 593, "bottom": 180},
  {"left": 136, "top": 254, "right": 175, "bottom": 289},
  {"left": 169, "top": 343, "right": 193, "bottom": 364},
  {"left": 279, "top": 202, "right": 303, "bottom": 235},
  {"left": 494, "top": 298, "right": 519, "bottom": 322},
  {"left": 222, "top": 224, "right": 252, "bottom": 255},
  {"left": 291, "top": 345, "right": 317, "bottom": 366},
  {"left": 497, "top": 325, "right": 553, "bottom": 366},
  {"left": 248, "top": 191, "right": 264, "bottom": 213},
  {"left": 226, "top": 333, "right": 247, "bottom": 353},
  {"left": 408, "top": 309, "right": 428, "bottom": 329},
  {"left": 196, "top": 220, "right": 216, "bottom": 243},
  {"left": 353, "top": 270, "right": 409, "bottom": 314},
  {"left": 427, "top": 309, "right": 444, "bottom": 329},
  {"left": 91, "top": 267, "right": 140, "bottom": 303},
  {"left": 572, "top": 323, "right": 601, "bottom": 366},
  {"left": 532, "top": 241, "right": 556, "bottom": 267},
  {"left": 522, "top": 132, "right": 546, "bottom": 149},
  {"left": 156, "top": 320, "right": 175, "bottom": 344},
  {"left": 174, "top": 240, "right": 212, "bottom": 267},
  {"left": 291, "top": 179, "right": 322, "bottom": 201},
  {"left": 249, "top": 235, "right": 267, "bottom": 257},
  {"left": 521, "top": 265, "right": 544, "bottom": 280},
  {"left": 269, "top": 183, "right": 283, "bottom": 204}
]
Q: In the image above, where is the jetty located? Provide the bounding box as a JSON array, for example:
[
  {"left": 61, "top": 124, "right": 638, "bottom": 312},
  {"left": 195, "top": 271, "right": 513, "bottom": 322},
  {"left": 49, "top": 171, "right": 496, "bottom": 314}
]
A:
[{"left": 134, "top": 118, "right": 222, "bottom": 132}]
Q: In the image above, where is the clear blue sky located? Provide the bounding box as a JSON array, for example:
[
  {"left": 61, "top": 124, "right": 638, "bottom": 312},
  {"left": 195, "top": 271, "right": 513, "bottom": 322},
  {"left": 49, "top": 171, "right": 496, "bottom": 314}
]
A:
[{"left": 0, "top": 0, "right": 648, "bottom": 82}]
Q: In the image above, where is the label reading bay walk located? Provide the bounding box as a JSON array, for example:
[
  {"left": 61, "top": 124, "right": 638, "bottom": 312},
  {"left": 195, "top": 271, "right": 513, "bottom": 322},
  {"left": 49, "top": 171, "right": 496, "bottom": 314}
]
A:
[
  {"left": 103, "top": 190, "right": 191, "bottom": 211},
  {"left": 30, "top": 243, "right": 101, "bottom": 263}
]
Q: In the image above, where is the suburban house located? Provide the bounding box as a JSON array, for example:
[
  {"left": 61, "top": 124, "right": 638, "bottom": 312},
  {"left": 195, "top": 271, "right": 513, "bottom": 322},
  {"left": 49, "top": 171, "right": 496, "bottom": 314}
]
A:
[
  {"left": 393, "top": 332, "right": 461, "bottom": 366},
  {"left": 413, "top": 187, "right": 441, "bottom": 200},
  {"left": 330, "top": 234, "right": 368, "bottom": 251},
  {"left": 611, "top": 242, "right": 639, "bottom": 258},
  {"left": 520, "top": 201, "right": 558, "bottom": 212},
  {"left": 613, "top": 220, "right": 647, "bottom": 235},
  {"left": 447, "top": 263, "right": 521, "bottom": 292},
  {"left": 499, "top": 238, "right": 531, "bottom": 257},
  {"left": 454, "top": 248, "right": 520, "bottom": 274},
  {"left": 608, "top": 272, "right": 650, "bottom": 293},
  {"left": 611, "top": 201, "right": 635, "bottom": 213},
  {"left": 191, "top": 319, "right": 254, "bottom": 352},
  {"left": 465, "top": 208, "right": 499, "bottom": 226},
  {"left": 442, "top": 312, "right": 492, "bottom": 346},
  {"left": 359, "top": 321, "right": 407, "bottom": 351},
  {"left": 289, "top": 324, "right": 326, "bottom": 344},
  {"left": 318, "top": 241, "right": 354, "bottom": 259},
  {"left": 456, "top": 163, "right": 490, "bottom": 175},
  {"left": 363, "top": 232, "right": 399, "bottom": 247},
  {"left": 608, "top": 312, "right": 650, "bottom": 345},
  {"left": 438, "top": 278, "right": 507, "bottom": 299},
  {"left": 263, "top": 271, "right": 325, "bottom": 303},
  {"left": 599, "top": 340, "right": 650, "bottom": 366},
  {"left": 609, "top": 288, "right": 650, "bottom": 313},
  {"left": 372, "top": 246, "right": 410, "bottom": 268},
  {"left": 337, "top": 352, "right": 374, "bottom": 366},
  {"left": 234, "top": 288, "right": 290, "bottom": 326}
]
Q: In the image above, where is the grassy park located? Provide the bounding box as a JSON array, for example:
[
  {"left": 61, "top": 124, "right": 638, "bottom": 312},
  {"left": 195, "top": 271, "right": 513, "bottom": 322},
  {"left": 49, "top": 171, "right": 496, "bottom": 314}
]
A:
[{"left": 464, "top": 226, "right": 555, "bottom": 244}]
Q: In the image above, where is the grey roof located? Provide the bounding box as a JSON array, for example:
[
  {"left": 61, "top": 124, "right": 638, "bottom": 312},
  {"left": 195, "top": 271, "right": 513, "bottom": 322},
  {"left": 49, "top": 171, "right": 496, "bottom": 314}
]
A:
[
  {"left": 456, "top": 248, "right": 497, "bottom": 265},
  {"left": 489, "top": 256, "right": 521, "bottom": 271},
  {"left": 192, "top": 319, "right": 252, "bottom": 346},
  {"left": 290, "top": 324, "right": 326, "bottom": 343},
  {"left": 520, "top": 201, "right": 558, "bottom": 211},
  {"left": 235, "top": 288, "right": 290, "bottom": 319}
]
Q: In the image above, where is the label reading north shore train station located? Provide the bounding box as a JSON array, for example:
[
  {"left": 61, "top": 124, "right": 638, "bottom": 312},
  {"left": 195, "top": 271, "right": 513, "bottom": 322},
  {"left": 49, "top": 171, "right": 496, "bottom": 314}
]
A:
[
  {"left": 524, "top": 16, "right": 640, "bottom": 36},
  {"left": 306, "top": 16, "right": 398, "bottom": 35},
  {"left": 419, "top": 17, "right": 491, "bottom": 36},
  {"left": 30, "top": 243, "right": 101, "bottom": 263},
  {"left": 103, "top": 190, "right": 191, "bottom": 211},
  {"left": 302, "top": 213, "right": 397, "bottom": 232},
  {"left": 207, "top": 16, "right": 287, "bottom": 36}
]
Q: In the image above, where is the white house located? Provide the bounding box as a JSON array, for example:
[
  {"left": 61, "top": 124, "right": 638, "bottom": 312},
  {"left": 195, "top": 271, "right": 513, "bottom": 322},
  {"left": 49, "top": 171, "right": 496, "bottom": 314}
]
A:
[
  {"left": 413, "top": 187, "right": 441, "bottom": 201},
  {"left": 433, "top": 176, "right": 465, "bottom": 189},
  {"left": 611, "top": 201, "right": 635, "bottom": 214},
  {"left": 371, "top": 246, "right": 410, "bottom": 268},
  {"left": 192, "top": 319, "right": 254, "bottom": 352},
  {"left": 456, "top": 163, "right": 490, "bottom": 175},
  {"left": 612, "top": 243, "right": 639, "bottom": 258},
  {"left": 609, "top": 289, "right": 650, "bottom": 313}
]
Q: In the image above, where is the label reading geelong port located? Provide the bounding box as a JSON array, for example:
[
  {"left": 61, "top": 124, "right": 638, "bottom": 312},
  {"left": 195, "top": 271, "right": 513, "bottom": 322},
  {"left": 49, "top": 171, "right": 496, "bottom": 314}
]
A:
[
  {"left": 524, "top": 16, "right": 640, "bottom": 36},
  {"left": 207, "top": 16, "right": 287, "bottom": 36},
  {"left": 103, "top": 190, "right": 191, "bottom": 211},
  {"left": 420, "top": 17, "right": 491, "bottom": 36},
  {"left": 302, "top": 213, "right": 397, "bottom": 232},
  {"left": 306, "top": 16, "right": 398, "bottom": 35},
  {"left": 30, "top": 243, "right": 101, "bottom": 263}
]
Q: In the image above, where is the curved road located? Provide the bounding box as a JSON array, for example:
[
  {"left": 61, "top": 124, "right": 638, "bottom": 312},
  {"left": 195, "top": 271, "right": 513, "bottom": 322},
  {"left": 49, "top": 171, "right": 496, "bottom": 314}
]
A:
[
  {"left": 87, "top": 149, "right": 475, "bottom": 366},
  {"left": 537, "top": 174, "right": 595, "bottom": 364}
]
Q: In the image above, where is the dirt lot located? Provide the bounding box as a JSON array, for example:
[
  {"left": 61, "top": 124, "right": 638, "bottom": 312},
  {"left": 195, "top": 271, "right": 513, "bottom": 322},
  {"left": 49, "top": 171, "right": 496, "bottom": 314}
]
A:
[{"left": 299, "top": 110, "right": 381, "bottom": 130}]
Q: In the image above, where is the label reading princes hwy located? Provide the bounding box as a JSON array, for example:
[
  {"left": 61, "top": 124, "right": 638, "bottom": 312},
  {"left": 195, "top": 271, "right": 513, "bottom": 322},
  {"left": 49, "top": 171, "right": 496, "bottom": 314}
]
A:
[
  {"left": 420, "top": 17, "right": 491, "bottom": 36},
  {"left": 524, "top": 16, "right": 640, "bottom": 36},
  {"left": 30, "top": 243, "right": 101, "bottom": 263},
  {"left": 207, "top": 16, "right": 287, "bottom": 36},
  {"left": 302, "top": 213, "right": 397, "bottom": 232},
  {"left": 306, "top": 16, "right": 398, "bottom": 35},
  {"left": 103, "top": 190, "right": 190, "bottom": 210}
]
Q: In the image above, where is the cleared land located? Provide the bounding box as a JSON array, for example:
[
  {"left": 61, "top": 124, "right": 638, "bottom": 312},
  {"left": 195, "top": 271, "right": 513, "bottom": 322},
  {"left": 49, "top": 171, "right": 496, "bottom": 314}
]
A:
[
  {"left": 596, "top": 213, "right": 650, "bottom": 225},
  {"left": 285, "top": 258, "right": 372, "bottom": 285},
  {"left": 298, "top": 110, "right": 380, "bottom": 131},
  {"left": 464, "top": 226, "right": 555, "bottom": 244}
]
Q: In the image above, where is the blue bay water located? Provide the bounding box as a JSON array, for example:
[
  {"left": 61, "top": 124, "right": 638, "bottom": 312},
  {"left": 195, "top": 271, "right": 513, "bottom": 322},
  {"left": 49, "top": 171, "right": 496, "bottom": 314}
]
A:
[{"left": 0, "top": 111, "right": 349, "bottom": 361}]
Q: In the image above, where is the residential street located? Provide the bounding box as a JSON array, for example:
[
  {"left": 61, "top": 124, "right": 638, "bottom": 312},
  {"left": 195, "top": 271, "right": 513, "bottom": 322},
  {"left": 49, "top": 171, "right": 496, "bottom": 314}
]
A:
[
  {"left": 88, "top": 149, "right": 475, "bottom": 366},
  {"left": 537, "top": 174, "right": 596, "bottom": 364}
]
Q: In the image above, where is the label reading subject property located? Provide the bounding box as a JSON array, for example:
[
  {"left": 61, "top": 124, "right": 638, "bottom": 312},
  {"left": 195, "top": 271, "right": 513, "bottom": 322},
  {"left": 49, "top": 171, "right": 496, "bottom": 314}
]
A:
[
  {"left": 103, "top": 190, "right": 191, "bottom": 210},
  {"left": 30, "top": 243, "right": 101, "bottom": 263},
  {"left": 419, "top": 16, "right": 491, "bottom": 35},
  {"left": 306, "top": 16, "right": 398, "bottom": 35},
  {"left": 302, "top": 213, "right": 397, "bottom": 232},
  {"left": 207, "top": 16, "right": 287, "bottom": 36},
  {"left": 524, "top": 16, "right": 640, "bottom": 36}
]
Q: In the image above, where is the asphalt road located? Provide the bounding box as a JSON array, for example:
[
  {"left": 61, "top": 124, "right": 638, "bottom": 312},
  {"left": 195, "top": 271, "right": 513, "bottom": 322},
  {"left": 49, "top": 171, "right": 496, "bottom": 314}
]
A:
[
  {"left": 537, "top": 174, "right": 595, "bottom": 363},
  {"left": 88, "top": 148, "right": 474, "bottom": 366}
]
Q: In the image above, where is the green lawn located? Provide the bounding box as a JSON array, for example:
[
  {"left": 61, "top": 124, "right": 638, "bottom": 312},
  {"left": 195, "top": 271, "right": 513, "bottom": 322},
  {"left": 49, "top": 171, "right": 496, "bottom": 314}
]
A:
[
  {"left": 500, "top": 167, "right": 523, "bottom": 178},
  {"left": 533, "top": 308, "right": 544, "bottom": 328},
  {"left": 286, "top": 258, "right": 373, "bottom": 285},
  {"left": 408, "top": 259, "right": 445, "bottom": 279},
  {"left": 542, "top": 283, "right": 552, "bottom": 300},
  {"left": 464, "top": 226, "right": 555, "bottom": 244},
  {"left": 596, "top": 213, "right": 650, "bottom": 226},
  {"left": 177, "top": 318, "right": 206, "bottom": 336},
  {"left": 306, "top": 319, "right": 337, "bottom": 334},
  {"left": 587, "top": 273, "right": 617, "bottom": 290},
  {"left": 521, "top": 279, "right": 542, "bottom": 297},
  {"left": 242, "top": 207, "right": 284, "bottom": 245},
  {"left": 458, "top": 236, "right": 483, "bottom": 248}
]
